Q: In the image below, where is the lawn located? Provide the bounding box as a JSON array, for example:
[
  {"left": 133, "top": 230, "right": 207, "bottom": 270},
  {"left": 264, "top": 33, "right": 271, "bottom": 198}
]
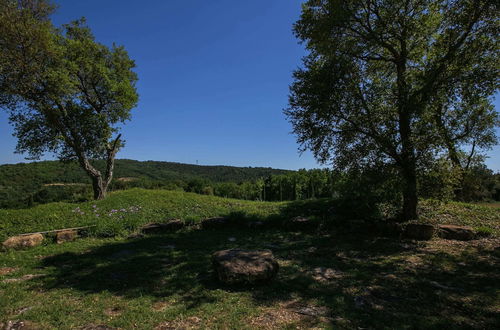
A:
[
  {"left": 0, "top": 189, "right": 499, "bottom": 329},
  {"left": 1, "top": 228, "right": 498, "bottom": 329}
]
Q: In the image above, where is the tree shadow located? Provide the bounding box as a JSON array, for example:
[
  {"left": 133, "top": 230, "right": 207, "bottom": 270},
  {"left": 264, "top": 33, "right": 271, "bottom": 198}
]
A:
[{"left": 37, "top": 218, "right": 499, "bottom": 328}]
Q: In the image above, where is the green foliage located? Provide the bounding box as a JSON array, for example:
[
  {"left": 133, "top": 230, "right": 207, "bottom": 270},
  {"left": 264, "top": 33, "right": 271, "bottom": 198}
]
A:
[
  {"left": 0, "top": 160, "right": 289, "bottom": 208},
  {"left": 285, "top": 0, "right": 499, "bottom": 220},
  {"left": 7, "top": 19, "right": 138, "bottom": 162},
  {"left": 0, "top": 0, "right": 55, "bottom": 107}
]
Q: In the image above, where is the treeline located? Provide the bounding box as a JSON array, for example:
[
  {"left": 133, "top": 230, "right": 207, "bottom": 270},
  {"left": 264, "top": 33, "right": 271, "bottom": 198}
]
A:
[
  {"left": 110, "top": 164, "right": 500, "bottom": 204},
  {"left": 1, "top": 159, "right": 498, "bottom": 209},
  {"left": 0, "top": 159, "right": 288, "bottom": 208}
]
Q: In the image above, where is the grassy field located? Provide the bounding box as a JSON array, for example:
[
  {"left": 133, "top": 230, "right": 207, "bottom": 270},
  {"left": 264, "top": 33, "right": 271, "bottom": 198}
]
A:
[
  {"left": 0, "top": 189, "right": 285, "bottom": 241},
  {"left": 0, "top": 189, "right": 499, "bottom": 329}
]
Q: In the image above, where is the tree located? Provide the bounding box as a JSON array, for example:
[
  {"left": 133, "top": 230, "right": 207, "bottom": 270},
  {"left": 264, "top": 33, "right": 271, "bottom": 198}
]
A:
[
  {"left": 0, "top": 0, "right": 55, "bottom": 107},
  {"left": 1, "top": 14, "right": 138, "bottom": 199},
  {"left": 285, "top": 0, "right": 499, "bottom": 220}
]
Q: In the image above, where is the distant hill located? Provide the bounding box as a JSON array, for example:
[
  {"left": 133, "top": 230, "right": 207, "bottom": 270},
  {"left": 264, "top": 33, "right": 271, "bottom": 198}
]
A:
[{"left": 0, "top": 159, "right": 289, "bottom": 208}]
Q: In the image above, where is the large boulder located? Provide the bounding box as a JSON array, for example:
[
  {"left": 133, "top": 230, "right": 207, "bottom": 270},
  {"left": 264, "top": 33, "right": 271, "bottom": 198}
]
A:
[
  {"left": 140, "top": 219, "right": 184, "bottom": 234},
  {"left": 212, "top": 249, "right": 279, "bottom": 285},
  {"left": 201, "top": 217, "right": 230, "bottom": 230},
  {"left": 55, "top": 230, "right": 78, "bottom": 244},
  {"left": 2, "top": 234, "right": 44, "bottom": 250},
  {"left": 438, "top": 225, "right": 475, "bottom": 241},
  {"left": 403, "top": 223, "right": 435, "bottom": 240}
]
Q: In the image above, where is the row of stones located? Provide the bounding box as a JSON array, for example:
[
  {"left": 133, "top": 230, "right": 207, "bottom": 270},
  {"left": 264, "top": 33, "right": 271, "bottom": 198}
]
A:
[
  {"left": 402, "top": 223, "right": 476, "bottom": 241},
  {"left": 0, "top": 215, "right": 277, "bottom": 251},
  {"left": 2, "top": 230, "right": 77, "bottom": 250}
]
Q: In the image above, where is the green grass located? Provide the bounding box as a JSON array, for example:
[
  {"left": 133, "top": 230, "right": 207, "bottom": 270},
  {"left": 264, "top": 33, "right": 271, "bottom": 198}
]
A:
[
  {"left": 418, "top": 199, "right": 500, "bottom": 235},
  {"left": 0, "top": 188, "right": 284, "bottom": 241},
  {"left": 2, "top": 189, "right": 498, "bottom": 242},
  {"left": 1, "top": 228, "right": 498, "bottom": 329},
  {"left": 1, "top": 190, "right": 499, "bottom": 328}
]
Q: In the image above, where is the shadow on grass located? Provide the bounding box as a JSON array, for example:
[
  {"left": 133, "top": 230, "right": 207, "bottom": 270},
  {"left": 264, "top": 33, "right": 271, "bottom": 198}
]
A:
[{"left": 38, "top": 220, "right": 500, "bottom": 329}]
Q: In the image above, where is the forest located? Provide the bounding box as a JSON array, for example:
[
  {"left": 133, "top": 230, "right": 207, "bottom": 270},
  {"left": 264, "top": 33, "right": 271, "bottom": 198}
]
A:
[{"left": 1, "top": 158, "right": 498, "bottom": 209}]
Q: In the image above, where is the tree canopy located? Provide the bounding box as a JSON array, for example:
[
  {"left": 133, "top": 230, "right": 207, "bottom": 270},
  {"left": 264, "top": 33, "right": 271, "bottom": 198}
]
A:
[
  {"left": 286, "top": 0, "right": 499, "bottom": 220},
  {"left": 1, "top": 2, "right": 138, "bottom": 199}
]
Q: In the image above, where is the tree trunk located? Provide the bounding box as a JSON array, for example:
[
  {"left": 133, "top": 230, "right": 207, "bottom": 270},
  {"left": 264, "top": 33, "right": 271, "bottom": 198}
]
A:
[
  {"left": 91, "top": 176, "right": 106, "bottom": 200},
  {"left": 402, "top": 165, "right": 418, "bottom": 221}
]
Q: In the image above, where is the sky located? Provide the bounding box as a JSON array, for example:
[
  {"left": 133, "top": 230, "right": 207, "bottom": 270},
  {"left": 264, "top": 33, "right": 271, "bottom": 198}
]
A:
[{"left": 0, "top": 0, "right": 499, "bottom": 171}]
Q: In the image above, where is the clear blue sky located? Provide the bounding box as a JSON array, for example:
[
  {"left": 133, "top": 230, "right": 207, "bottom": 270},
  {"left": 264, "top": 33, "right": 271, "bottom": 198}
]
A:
[{"left": 0, "top": 0, "right": 499, "bottom": 171}]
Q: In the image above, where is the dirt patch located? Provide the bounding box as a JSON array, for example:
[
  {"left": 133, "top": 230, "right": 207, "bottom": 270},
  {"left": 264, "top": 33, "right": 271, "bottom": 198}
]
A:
[
  {"left": 104, "top": 307, "right": 122, "bottom": 317},
  {"left": 78, "top": 325, "right": 116, "bottom": 330},
  {"left": 152, "top": 301, "right": 173, "bottom": 312},
  {"left": 310, "top": 267, "right": 344, "bottom": 283},
  {"left": 115, "top": 177, "right": 137, "bottom": 183},
  {"left": 2, "top": 274, "right": 45, "bottom": 283},
  {"left": 155, "top": 316, "right": 202, "bottom": 329},
  {"left": 0, "top": 267, "right": 18, "bottom": 276},
  {"left": 247, "top": 301, "right": 330, "bottom": 329}
]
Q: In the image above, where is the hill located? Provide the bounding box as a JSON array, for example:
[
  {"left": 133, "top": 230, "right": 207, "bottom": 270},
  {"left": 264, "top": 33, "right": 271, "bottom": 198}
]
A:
[
  {"left": 0, "top": 159, "right": 289, "bottom": 208},
  {"left": 0, "top": 189, "right": 498, "bottom": 328}
]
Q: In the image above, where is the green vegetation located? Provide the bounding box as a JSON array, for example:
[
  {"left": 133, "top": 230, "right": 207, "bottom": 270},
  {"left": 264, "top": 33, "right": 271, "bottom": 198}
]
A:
[
  {"left": 0, "top": 206, "right": 498, "bottom": 328},
  {"left": 2, "top": 159, "right": 498, "bottom": 211},
  {"left": 1, "top": 188, "right": 498, "bottom": 242},
  {"left": 0, "top": 188, "right": 284, "bottom": 241},
  {"left": 286, "top": 0, "right": 499, "bottom": 221},
  {"left": 0, "top": 159, "right": 289, "bottom": 208}
]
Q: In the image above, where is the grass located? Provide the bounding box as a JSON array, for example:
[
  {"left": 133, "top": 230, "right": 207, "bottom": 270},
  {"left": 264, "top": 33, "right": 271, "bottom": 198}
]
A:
[
  {"left": 0, "top": 188, "right": 284, "bottom": 241},
  {"left": 1, "top": 228, "right": 498, "bottom": 329},
  {"left": 0, "top": 189, "right": 499, "bottom": 328},
  {"left": 1, "top": 189, "right": 498, "bottom": 241}
]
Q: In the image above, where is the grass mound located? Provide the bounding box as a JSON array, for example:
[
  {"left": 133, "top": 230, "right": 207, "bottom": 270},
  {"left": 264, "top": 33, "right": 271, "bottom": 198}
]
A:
[
  {"left": 0, "top": 188, "right": 283, "bottom": 241},
  {"left": 1, "top": 189, "right": 498, "bottom": 242}
]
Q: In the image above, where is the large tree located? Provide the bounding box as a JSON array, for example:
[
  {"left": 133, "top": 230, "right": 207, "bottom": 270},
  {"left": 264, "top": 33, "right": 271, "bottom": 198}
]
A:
[
  {"left": 285, "top": 0, "right": 499, "bottom": 220},
  {"left": 1, "top": 3, "right": 138, "bottom": 199}
]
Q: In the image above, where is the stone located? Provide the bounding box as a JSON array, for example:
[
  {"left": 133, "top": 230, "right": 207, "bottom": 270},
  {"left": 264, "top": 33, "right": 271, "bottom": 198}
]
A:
[
  {"left": 438, "top": 224, "right": 475, "bottom": 241},
  {"left": 201, "top": 217, "right": 230, "bottom": 230},
  {"left": 127, "top": 232, "right": 144, "bottom": 239},
  {"left": 140, "top": 219, "right": 184, "bottom": 234},
  {"left": 212, "top": 249, "right": 279, "bottom": 285},
  {"left": 3, "top": 320, "right": 40, "bottom": 330},
  {"left": 2, "top": 234, "right": 44, "bottom": 250},
  {"left": 55, "top": 230, "right": 77, "bottom": 244},
  {"left": 284, "top": 216, "right": 316, "bottom": 231},
  {"left": 403, "top": 223, "right": 434, "bottom": 240}
]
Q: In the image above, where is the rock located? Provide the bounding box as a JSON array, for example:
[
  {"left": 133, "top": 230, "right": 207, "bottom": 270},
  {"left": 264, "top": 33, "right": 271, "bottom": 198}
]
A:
[
  {"left": 2, "top": 234, "right": 44, "bottom": 250},
  {"left": 201, "top": 217, "right": 230, "bottom": 230},
  {"left": 140, "top": 219, "right": 184, "bottom": 234},
  {"left": 3, "top": 320, "right": 40, "bottom": 330},
  {"left": 438, "top": 225, "right": 475, "bottom": 241},
  {"left": 403, "top": 223, "right": 434, "bottom": 240},
  {"left": 55, "top": 230, "right": 77, "bottom": 244},
  {"left": 127, "top": 232, "right": 144, "bottom": 239},
  {"left": 212, "top": 249, "right": 279, "bottom": 285},
  {"left": 284, "top": 216, "right": 316, "bottom": 231}
]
